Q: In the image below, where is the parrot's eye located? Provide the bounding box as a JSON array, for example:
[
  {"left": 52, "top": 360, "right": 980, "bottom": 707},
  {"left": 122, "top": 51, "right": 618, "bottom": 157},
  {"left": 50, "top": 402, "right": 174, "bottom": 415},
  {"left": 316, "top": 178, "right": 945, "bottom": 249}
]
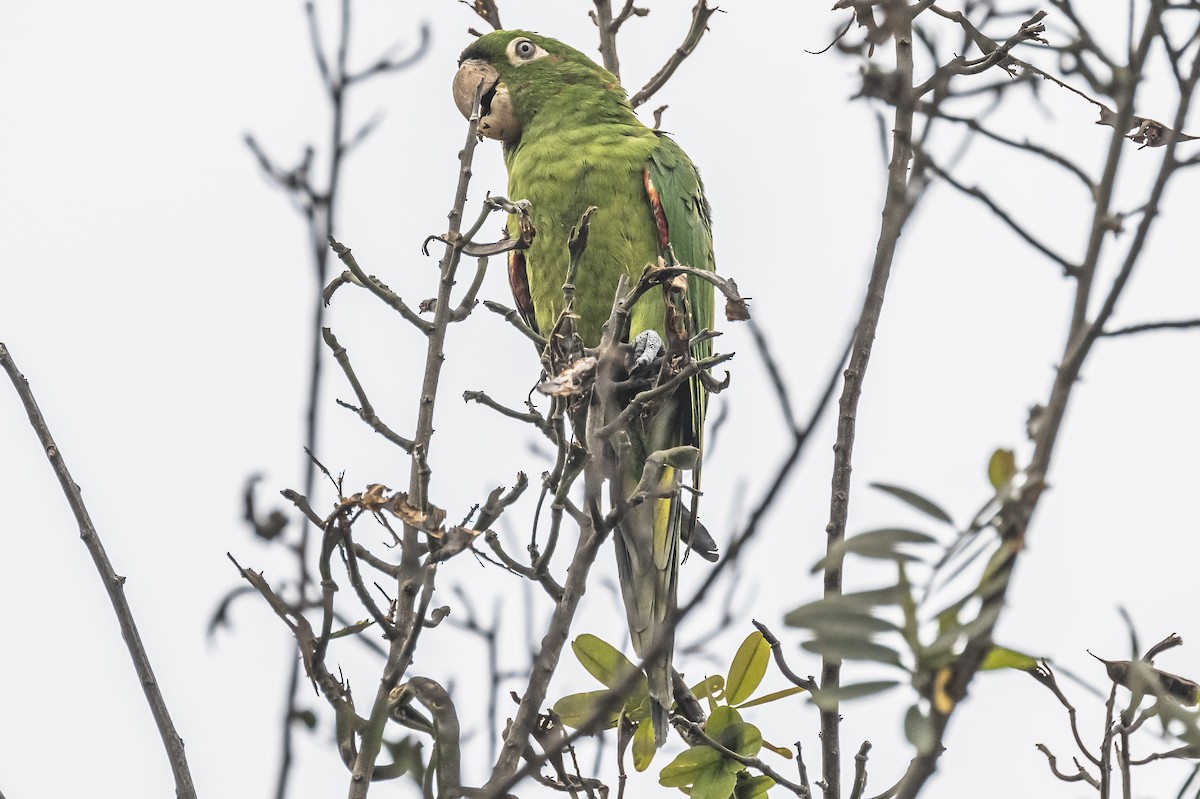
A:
[{"left": 505, "top": 37, "right": 548, "bottom": 65}]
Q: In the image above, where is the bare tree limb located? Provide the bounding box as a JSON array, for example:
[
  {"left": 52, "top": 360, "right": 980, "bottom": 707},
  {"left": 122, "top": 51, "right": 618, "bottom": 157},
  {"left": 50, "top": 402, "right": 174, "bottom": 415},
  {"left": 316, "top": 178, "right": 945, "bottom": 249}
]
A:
[
  {"left": 0, "top": 344, "right": 199, "bottom": 799},
  {"left": 629, "top": 1, "right": 719, "bottom": 108}
]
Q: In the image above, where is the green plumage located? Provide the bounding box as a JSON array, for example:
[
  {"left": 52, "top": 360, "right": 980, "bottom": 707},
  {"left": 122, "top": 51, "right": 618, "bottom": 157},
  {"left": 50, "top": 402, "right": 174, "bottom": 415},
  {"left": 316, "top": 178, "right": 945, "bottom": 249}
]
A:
[{"left": 456, "top": 30, "right": 716, "bottom": 744}]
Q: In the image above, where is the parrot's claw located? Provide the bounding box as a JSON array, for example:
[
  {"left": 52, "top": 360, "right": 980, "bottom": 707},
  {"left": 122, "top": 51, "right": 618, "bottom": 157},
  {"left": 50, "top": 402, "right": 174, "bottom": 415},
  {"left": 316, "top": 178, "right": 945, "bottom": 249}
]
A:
[{"left": 631, "top": 330, "right": 664, "bottom": 374}]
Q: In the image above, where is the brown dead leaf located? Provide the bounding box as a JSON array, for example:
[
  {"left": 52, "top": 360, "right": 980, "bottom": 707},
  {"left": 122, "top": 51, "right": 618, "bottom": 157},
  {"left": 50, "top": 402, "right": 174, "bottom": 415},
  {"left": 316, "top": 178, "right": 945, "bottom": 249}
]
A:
[
  {"left": 1095, "top": 106, "right": 1200, "bottom": 149},
  {"left": 338, "top": 483, "right": 392, "bottom": 513},
  {"left": 537, "top": 356, "right": 597, "bottom": 397},
  {"left": 431, "top": 527, "right": 479, "bottom": 562},
  {"left": 388, "top": 492, "right": 447, "bottom": 532},
  {"left": 724, "top": 278, "right": 751, "bottom": 321}
]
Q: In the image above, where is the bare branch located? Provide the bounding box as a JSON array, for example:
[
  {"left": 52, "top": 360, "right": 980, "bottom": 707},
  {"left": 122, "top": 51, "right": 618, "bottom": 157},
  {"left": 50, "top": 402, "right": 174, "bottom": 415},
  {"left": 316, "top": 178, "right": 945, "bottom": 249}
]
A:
[
  {"left": 1036, "top": 744, "right": 1102, "bottom": 788},
  {"left": 1, "top": 344, "right": 199, "bottom": 799},
  {"left": 323, "top": 327, "right": 417, "bottom": 451},
  {"left": 920, "top": 150, "right": 1080, "bottom": 276},
  {"left": 629, "top": 1, "right": 720, "bottom": 108},
  {"left": 1101, "top": 318, "right": 1200, "bottom": 337},
  {"left": 460, "top": 0, "right": 503, "bottom": 30}
]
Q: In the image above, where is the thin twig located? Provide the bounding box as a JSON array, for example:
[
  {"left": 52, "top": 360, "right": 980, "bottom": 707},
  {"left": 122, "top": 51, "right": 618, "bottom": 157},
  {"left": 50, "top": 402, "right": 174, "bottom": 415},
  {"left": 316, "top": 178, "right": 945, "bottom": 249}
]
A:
[
  {"left": 1, "top": 344, "right": 198, "bottom": 799},
  {"left": 629, "top": 1, "right": 720, "bottom": 108},
  {"left": 1101, "top": 318, "right": 1200, "bottom": 337},
  {"left": 821, "top": 7, "right": 921, "bottom": 794}
]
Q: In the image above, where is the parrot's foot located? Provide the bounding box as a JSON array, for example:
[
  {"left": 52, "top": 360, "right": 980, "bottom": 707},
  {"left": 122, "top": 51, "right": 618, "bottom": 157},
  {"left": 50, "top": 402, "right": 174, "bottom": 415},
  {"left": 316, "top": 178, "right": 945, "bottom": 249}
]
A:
[
  {"left": 684, "top": 517, "right": 720, "bottom": 563},
  {"left": 631, "top": 330, "right": 664, "bottom": 374}
]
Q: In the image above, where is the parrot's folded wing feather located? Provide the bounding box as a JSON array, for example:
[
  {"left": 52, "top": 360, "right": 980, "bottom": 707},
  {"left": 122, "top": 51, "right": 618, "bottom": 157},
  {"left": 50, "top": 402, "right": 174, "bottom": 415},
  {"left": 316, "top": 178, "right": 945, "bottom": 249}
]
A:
[{"left": 647, "top": 134, "right": 716, "bottom": 541}]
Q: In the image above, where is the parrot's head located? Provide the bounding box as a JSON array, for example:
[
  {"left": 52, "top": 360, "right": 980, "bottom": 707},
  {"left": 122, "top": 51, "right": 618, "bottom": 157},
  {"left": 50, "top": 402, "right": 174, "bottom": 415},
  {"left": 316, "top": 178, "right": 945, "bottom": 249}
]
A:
[{"left": 453, "top": 30, "right": 625, "bottom": 144}]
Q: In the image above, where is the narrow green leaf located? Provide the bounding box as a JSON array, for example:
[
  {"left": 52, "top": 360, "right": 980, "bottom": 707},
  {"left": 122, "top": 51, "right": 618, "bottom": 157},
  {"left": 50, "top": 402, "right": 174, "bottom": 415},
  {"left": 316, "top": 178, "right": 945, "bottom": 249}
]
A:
[
  {"left": 981, "top": 645, "right": 1040, "bottom": 672},
  {"left": 551, "top": 690, "right": 620, "bottom": 730},
  {"left": 812, "top": 528, "right": 937, "bottom": 572},
  {"left": 809, "top": 680, "right": 900, "bottom": 710},
  {"left": 784, "top": 600, "right": 900, "bottom": 636},
  {"left": 572, "top": 634, "right": 643, "bottom": 692},
  {"left": 987, "top": 449, "right": 1017, "bottom": 491},
  {"left": 870, "top": 482, "right": 955, "bottom": 525},
  {"left": 726, "top": 631, "right": 771, "bottom": 705},
  {"left": 802, "top": 637, "right": 906, "bottom": 668},
  {"left": 329, "top": 619, "right": 374, "bottom": 639},
  {"left": 737, "top": 685, "right": 806, "bottom": 709},
  {"left": 842, "top": 584, "right": 911, "bottom": 607},
  {"left": 760, "top": 738, "right": 795, "bottom": 759},
  {"left": 844, "top": 528, "right": 938, "bottom": 551},
  {"left": 659, "top": 745, "right": 722, "bottom": 787},
  {"left": 632, "top": 715, "right": 658, "bottom": 772},
  {"left": 904, "top": 704, "right": 936, "bottom": 755}
]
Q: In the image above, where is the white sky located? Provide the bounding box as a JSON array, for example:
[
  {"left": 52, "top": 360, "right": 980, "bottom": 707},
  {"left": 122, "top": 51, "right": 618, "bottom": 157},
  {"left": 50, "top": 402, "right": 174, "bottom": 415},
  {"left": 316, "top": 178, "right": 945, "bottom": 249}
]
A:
[{"left": 2, "top": 2, "right": 1199, "bottom": 798}]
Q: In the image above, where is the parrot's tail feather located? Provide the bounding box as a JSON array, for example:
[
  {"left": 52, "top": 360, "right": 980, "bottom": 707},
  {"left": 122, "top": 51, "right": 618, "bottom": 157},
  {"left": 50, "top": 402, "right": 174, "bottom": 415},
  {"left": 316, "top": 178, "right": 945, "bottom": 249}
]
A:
[
  {"left": 651, "top": 697, "right": 669, "bottom": 747},
  {"left": 613, "top": 473, "right": 679, "bottom": 748}
]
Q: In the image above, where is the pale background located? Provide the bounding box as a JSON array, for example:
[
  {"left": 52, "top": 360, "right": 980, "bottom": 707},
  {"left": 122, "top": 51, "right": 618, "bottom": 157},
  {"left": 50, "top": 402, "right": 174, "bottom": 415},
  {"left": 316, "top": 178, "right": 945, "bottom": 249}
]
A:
[{"left": 2, "top": 2, "right": 1198, "bottom": 797}]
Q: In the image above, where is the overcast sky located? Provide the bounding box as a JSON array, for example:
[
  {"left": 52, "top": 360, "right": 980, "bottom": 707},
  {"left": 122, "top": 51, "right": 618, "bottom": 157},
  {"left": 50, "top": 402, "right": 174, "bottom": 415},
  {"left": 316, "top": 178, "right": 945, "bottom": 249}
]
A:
[{"left": 2, "top": 2, "right": 1199, "bottom": 798}]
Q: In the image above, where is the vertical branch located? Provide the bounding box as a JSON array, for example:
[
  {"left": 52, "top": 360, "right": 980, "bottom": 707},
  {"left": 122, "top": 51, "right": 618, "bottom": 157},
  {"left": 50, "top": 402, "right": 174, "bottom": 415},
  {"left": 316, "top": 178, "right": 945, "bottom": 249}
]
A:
[
  {"left": 891, "top": 4, "right": 1195, "bottom": 798},
  {"left": 275, "top": 3, "right": 352, "bottom": 794},
  {"left": 343, "top": 77, "right": 490, "bottom": 796},
  {"left": 0, "top": 344, "right": 198, "bottom": 799},
  {"left": 819, "top": 4, "right": 919, "bottom": 798},
  {"left": 592, "top": 0, "right": 623, "bottom": 78},
  {"left": 244, "top": 5, "right": 428, "bottom": 795}
]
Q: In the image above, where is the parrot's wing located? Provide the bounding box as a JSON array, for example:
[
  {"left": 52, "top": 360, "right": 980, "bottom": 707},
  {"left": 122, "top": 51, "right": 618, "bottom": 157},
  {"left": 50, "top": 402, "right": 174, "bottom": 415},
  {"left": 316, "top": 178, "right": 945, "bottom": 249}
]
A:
[
  {"left": 506, "top": 246, "right": 539, "bottom": 334},
  {"left": 647, "top": 133, "right": 716, "bottom": 547}
]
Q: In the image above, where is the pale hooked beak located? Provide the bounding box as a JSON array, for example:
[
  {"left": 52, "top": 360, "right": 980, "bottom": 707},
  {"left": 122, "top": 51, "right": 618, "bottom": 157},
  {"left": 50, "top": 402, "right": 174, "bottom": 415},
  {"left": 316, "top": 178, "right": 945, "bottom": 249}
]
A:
[{"left": 452, "top": 59, "right": 520, "bottom": 142}]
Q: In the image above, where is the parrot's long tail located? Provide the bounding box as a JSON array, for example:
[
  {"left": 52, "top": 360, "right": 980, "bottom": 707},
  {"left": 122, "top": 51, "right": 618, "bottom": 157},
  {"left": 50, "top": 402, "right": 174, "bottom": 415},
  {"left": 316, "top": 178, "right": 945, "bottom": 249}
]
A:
[{"left": 613, "top": 467, "right": 681, "bottom": 747}]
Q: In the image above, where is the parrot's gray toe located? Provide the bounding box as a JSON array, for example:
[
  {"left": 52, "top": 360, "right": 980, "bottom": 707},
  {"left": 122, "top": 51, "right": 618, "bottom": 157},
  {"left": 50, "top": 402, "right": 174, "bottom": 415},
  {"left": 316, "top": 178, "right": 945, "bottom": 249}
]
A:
[{"left": 631, "top": 330, "right": 664, "bottom": 373}]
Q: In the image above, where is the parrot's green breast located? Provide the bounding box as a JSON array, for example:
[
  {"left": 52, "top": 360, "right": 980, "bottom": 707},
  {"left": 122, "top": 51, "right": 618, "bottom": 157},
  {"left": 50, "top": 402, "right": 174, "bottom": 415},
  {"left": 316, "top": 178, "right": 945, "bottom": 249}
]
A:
[{"left": 506, "top": 118, "right": 663, "bottom": 345}]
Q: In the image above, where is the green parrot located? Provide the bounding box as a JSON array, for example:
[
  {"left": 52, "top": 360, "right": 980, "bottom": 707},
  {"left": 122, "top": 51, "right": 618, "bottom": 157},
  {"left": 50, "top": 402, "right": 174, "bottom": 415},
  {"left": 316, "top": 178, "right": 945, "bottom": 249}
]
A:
[{"left": 453, "top": 30, "right": 717, "bottom": 744}]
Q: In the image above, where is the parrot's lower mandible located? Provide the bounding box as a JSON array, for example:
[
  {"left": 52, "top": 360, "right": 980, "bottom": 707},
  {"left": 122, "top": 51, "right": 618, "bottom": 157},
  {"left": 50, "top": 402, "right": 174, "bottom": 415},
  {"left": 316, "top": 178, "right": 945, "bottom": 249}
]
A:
[{"left": 453, "top": 29, "right": 718, "bottom": 746}]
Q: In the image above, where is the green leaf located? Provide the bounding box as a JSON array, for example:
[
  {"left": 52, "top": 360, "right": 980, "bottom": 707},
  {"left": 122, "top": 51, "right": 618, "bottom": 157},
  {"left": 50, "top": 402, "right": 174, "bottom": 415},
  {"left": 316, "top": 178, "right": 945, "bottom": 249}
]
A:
[
  {"left": 737, "top": 685, "right": 806, "bottom": 710},
  {"left": 802, "top": 637, "right": 906, "bottom": 668},
  {"left": 761, "top": 738, "right": 795, "bottom": 759},
  {"left": 726, "top": 631, "right": 771, "bottom": 705},
  {"left": 632, "top": 715, "right": 658, "bottom": 772},
  {"left": 659, "top": 745, "right": 722, "bottom": 787},
  {"left": 987, "top": 449, "right": 1016, "bottom": 491},
  {"left": 705, "top": 705, "right": 743, "bottom": 737},
  {"left": 809, "top": 680, "right": 900, "bottom": 710},
  {"left": 718, "top": 721, "right": 763, "bottom": 758},
  {"left": 813, "top": 528, "right": 937, "bottom": 572},
  {"left": 784, "top": 599, "right": 900, "bottom": 636},
  {"left": 691, "top": 674, "right": 725, "bottom": 702},
  {"left": 842, "top": 584, "right": 911, "bottom": 607},
  {"left": 870, "top": 483, "right": 955, "bottom": 525},
  {"left": 692, "top": 763, "right": 739, "bottom": 799},
  {"left": 736, "top": 774, "right": 776, "bottom": 799},
  {"left": 551, "top": 690, "right": 620, "bottom": 729},
  {"left": 329, "top": 619, "right": 374, "bottom": 639},
  {"left": 294, "top": 708, "right": 318, "bottom": 730},
  {"left": 981, "top": 645, "right": 1040, "bottom": 672},
  {"left": 904, "top": 704, "right": 936, "bottom": 755},
  {"left": 572, "top": 634, "right": 646, "bottom": 697}
]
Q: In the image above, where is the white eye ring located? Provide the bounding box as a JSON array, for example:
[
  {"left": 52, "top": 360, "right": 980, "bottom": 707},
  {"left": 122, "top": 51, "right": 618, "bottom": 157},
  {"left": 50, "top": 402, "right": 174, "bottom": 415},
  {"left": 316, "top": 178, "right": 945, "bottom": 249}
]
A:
[{"left": 507, "top": 38, "right": 547, "bottom": 64}]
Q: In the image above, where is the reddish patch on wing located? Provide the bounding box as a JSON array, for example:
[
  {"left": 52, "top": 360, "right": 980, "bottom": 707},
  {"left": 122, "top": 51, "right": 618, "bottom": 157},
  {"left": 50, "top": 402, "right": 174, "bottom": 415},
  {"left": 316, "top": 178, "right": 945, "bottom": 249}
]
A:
[
  {"left": 644, "top": 168, "right": 670, "bottom": 249},
  {"left": 508, "top": 249, "right": 538, "bottom": 333}
]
